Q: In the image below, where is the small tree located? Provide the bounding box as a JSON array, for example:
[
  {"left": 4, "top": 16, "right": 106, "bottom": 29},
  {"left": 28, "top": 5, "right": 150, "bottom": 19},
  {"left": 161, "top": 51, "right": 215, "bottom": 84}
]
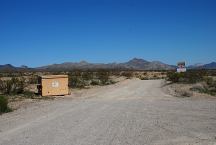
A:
[
  {"left": 0, "top": 77, "right": 25, "bottom": 95},
  {"left": 121, "top": 71, "right": 133, "bottom": 79},
  {"left": 167, "top": 72, "right": 182, "bottom": 83},
  {"left": 0, "top": 96, "right": 11, "bottom": 114},
  {"left": 97, "top": 71, "right": 109, "bottom": 85}
]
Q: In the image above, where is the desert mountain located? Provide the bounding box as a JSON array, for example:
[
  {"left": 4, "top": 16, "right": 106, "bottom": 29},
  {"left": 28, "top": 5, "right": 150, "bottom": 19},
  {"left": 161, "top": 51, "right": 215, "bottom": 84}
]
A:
[
  {"left": 120, "top": 58, "right": 174, "bottom": 70},
  {"left": 0, "top": 64, "right": 17, "bottom": 71},
  {"left": 188, "top": 62, "right": 216, "bottom": 69},
  {"left": 188, "top": 63, "right": 204, "bottom": 69},
  {"left": 1, "top": 59, "right": 216, "bottom": 72},
  {"left": 202, "top": 62, "right": 216, "bottom": 69},
  {"left": 38, "top": 58, "right": 175, "bottom": 71},
  {"left": 0, "top": 64, "right": 32, "bottom": 72}
]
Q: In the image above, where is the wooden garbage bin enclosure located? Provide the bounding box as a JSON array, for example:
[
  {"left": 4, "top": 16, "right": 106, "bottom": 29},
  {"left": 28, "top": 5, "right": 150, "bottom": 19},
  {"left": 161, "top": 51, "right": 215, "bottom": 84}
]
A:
[{"left": 38, "top": 75, "right": 69, "bottom": 96}]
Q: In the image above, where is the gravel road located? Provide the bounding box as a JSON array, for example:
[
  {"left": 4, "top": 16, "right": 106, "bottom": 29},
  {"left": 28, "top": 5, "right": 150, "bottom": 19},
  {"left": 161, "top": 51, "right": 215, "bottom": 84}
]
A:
[{"left": 0, "top": 79, "right": 216, "bottom": 145}]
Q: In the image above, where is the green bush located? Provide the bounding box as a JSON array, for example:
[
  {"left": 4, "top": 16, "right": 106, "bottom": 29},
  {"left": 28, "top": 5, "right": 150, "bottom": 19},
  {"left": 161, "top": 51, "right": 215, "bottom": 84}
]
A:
[
  {"left": 121, "top": 71, "right": 133, "bottom": 79},
  {"left": 28, "top": 75, "right": 38, "bottom": 84},
  {"left": 82, "top": 72, "right": 93, "bottom": 80},
  {"left": 167, "top": 72, "right": 183, "bottom": 83},
  {"left": 68, "top": 71, "right": 93, "bottom": 88},
  {"left": 0, "top": 96, "right": 11, "bottom": 114},
  {"left": 68, "top": 71, "right": 114, "bottom": 88},
  {"left": 139, "top": 76, "right": 149, "bottom": 80},
  {"left": 204, "top": 77, "right": 216, "bottom": 96},
  {"left": 167, "top": 71, "right": 206, "bottom": 84},
  {"left": 22, "top": 91, "right": 37, "bottom": 99},
  {"left": 69, "top": 75, "right": 85, "bottom": 88},
  {"left": 191, "top": 81, "right": 216, "bottom": 96},
  {"left": 97, "top": 71, "right": 109, "bottom": 85},
  {"left": 205, "top": 77, "right": 216, "bottom": 87},
  {"left": 153, "top": 74, "right": 158, "bottom": 79},
  {"left": 168, "top": 70, "right": 216, "bottom": 96},
  {"left": 0, "top": 77, "right": 26, "bottom": 95},
  {"left": 143, "top": 72, "right": 147, "bottom": 75},
  {"left": 90, "top": 79, "right": 101, "bottom": 86}
]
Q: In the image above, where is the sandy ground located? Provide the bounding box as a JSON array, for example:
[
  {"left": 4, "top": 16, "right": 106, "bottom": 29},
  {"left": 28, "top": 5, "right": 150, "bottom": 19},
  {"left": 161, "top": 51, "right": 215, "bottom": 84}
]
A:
[{"left": 0, "top": 79, "right": 216, "bottom": 145}]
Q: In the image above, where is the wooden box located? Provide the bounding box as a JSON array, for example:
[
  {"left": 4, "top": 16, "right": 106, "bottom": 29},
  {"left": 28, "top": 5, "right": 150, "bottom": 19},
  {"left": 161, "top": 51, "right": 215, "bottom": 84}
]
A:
[{"left": 38, "top": 75, "right": 69, "bottom": 96}]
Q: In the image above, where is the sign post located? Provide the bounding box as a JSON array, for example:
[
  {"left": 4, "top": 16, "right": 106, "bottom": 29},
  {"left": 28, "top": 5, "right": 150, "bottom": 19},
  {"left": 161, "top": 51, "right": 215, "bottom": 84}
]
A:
[{"left": 177, "top": 62, "right": 187, "bottom": 73}]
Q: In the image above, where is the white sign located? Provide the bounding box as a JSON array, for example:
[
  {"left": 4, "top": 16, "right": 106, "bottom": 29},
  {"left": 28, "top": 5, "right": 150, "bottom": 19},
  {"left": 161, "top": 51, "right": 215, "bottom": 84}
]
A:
[
  {"left": 177, "top": 68, "right": 187, "bottom": 73},
  {"left": 52, "top": 81, "right": 59, "bottom": 88}
]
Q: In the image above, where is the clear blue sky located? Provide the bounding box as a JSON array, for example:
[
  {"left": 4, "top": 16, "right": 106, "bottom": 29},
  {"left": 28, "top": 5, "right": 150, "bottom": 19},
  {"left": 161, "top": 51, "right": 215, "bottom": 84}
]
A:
[{"left": 0, "top": 0, "right": 215, "bottom": 67}]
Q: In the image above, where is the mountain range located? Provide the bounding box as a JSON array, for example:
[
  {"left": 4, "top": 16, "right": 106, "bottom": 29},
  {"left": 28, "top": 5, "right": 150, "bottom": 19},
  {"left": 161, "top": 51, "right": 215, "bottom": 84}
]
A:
[
  {"left": 188, "top": 62, "right": 216, "bottom": 69},
  {"left": 0, "top": 58, "right": 216, "bottom": 72},
  {"left": 37, "top": 58, "right": 175, "bottom": 71}
]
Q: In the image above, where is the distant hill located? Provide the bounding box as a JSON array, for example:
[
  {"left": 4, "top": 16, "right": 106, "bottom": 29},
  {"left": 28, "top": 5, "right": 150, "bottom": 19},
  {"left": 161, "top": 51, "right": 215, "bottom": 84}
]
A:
[
  {"left": 1, "top": 59, "right": 216, "bottom": 72},
  {"left": 38, "top": 58, "right": 175, "bottom": 71},
  {"left": 202, "top": 62, "right": 216, "bottom": 69},
  {"left": 188, "top": 63, "right": 204, "bottom": 69},
  {"left": 38, "top": 61, "right": 126, "bottom": 71},
  {"left": 188, "top": 62, "right": 216, "bottom": 69},
  {"left": 120, "top": 58, "right": 174, "bottom": 70},
  {"left": 0, "top": 64, "right": 33, "bottom": 72},
  {"left": 0, "top": 64, "right": 17, "bottom": 71}
]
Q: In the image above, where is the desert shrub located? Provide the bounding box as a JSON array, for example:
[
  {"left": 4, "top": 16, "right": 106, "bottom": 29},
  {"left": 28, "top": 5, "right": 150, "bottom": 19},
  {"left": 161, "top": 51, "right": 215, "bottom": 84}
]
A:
[
  {"left": 0, "top": 96, "right": 11, "bottom": 114},
  {"left": 111, "top": 71, "right": 121, "bottom": 76},
  {"left": 68, "top": 74, "right": 85, "bottom": 88},
  {"left": 143, "top": 72, "right": 147, "bottom": 75},
  {"left": 97, "top": 71, "right": 110, "bottom": 85},
  {"left": 178, "top": 91, "right": 192, "bottom": 98},
  {"left": 68, "top": 71, "right": 95, "bottom": 88},
  {"left": 153, "top": 74, "right": 158, "bottom": 79},
  {"left": 22, "top": 91, "right": 37, "bottom": 98},
  {"left": 167, "top": 72, "right": 183, "bottom": 83},
  {"left": 205, "top": 77, "right": 216, "bottom": 87},
  {"left": 68, "top": 70, "right": 114, "bottom": 88},
  {"left": 203, "top": 77, "right": 216, "bottom": 96},
  {"left": 169, "top": 72, "right": 216, "bottom": 96},
  {"left": 167, "top": 71, "right": 206, "bottom": 84},
  {"left": 90, "top": 79, "right": 101, "bottom": 86},
  {"left": 191, "top": 84, "right": 216, "bottom": 96},
  {"left": 161, "top": 72, "right": 166, "bottom": 75},
  {"left": 82, "top": 72, "right": 93, "bottom": 80},
  {"left": 139, "top": 76, "right": 149, "bottom": 80},
  {"left": 0, "top": 77, "right": 26, "bottom": 95},
  {"left": 184, "top": 71, "right": 205, "bottom": 83},
  {"left": 121, "top": 71, "right": 133, "bottom": 79},
  {"left": 28, "top": 75, "right": 38, "bottom": 84},
  {"left": 205, "top": 70, "right": 216, "bottom": 77}
]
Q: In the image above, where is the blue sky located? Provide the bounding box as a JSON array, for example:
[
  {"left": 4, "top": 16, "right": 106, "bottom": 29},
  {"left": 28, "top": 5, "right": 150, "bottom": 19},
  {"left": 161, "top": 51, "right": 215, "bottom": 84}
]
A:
[{"left": 0, "top": 0, "right": 216, "bottom": 67}]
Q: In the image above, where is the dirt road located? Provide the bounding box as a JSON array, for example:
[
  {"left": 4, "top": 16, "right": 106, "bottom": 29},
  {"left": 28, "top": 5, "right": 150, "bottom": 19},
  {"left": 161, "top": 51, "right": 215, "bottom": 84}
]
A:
[{"left": 0, "top": 79, "right": 216, "bottom": 145}]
